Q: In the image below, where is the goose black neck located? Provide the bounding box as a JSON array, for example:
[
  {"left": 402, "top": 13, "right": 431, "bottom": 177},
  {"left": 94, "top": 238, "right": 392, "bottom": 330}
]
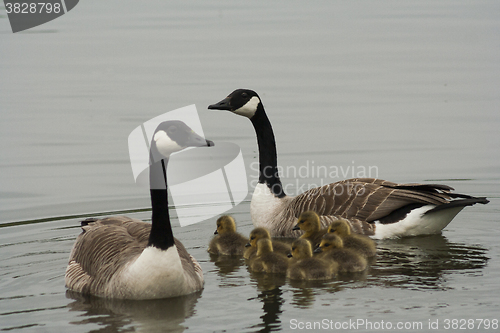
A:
[
  {"left": 250, "top": 104, "right": 286, "bottom": 198},
  {"left": 148, "top": 159, "right": 175, "bottom": 250}
]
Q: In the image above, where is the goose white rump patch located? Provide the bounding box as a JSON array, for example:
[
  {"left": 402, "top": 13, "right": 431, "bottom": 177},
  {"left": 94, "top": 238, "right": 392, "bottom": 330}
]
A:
[{"left": 373, "top": 205, "right": 464, "bottom": 239}]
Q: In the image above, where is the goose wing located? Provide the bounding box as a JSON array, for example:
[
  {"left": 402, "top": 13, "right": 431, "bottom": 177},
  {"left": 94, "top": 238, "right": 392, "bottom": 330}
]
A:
[
  {"left": 174, "top": 239, "right": 204, "bottom": 289},
  {"left": 287, "top": 177, "right": 457, "bottom": 224},
  {"left": 65, "top": 216, "right": 150, "bottom": 295}
]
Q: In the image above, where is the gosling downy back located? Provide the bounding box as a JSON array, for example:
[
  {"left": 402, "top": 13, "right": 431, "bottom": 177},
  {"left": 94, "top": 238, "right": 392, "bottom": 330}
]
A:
[
  {"left": 315, "top": 233, "right": 367, "bottom": 273},
  {"left": 287, "top": 239, "right": 336, "bottom": 280},
  {"left": 248, "top": 238, "right": 288, "bottom": 274},
  {"left": 328, "top": 218, "right": 377, "bottom": 258},
  {"left": 244, "top": 227, "right": 291, "bottom": 259}
]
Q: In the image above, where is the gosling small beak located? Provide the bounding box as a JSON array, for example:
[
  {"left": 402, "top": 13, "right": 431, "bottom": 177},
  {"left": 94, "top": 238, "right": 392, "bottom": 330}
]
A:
[
  {"left": 287, "top": 253, "right": 293, "bottom": 258},
  {"left": 245, "top": 242, "right": 251, "bottom": 248},
  {"left": 292, "top": 224, "right": 300, "bottom": 231},
  {"left": 214, "top": 230, "right": 218, "bottom": 235},
  {"left": 313, "top": 247, "right": 323, "bottom": 254}
]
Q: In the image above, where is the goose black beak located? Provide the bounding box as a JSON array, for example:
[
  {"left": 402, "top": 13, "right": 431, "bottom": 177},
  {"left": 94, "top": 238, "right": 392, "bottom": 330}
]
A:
[
  {"left": 292, "top": 224, "right": 300, "bottom": 231},
  {"left": 313, "top": 247, "right": 323, "bottom": 254},
  {"left": 208, "top": 97, "right": 232, "bottom": 111},
  {"left": 186, "top": 131, "right": 215, "bottom": 148}
]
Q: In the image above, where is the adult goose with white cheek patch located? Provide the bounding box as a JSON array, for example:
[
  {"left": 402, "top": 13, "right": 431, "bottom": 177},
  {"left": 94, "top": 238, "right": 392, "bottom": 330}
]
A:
[
  {"left": 65, "top": 120, "right": 212, "bottom": 299},
  {"left": 208, "top": 89, "right": 489, "bottom": 239}
]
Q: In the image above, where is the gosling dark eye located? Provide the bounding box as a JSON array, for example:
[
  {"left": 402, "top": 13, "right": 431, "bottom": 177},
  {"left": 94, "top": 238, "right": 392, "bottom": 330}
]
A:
[{"left": 250, "top": 236, "right": 255, "bottom": 240}]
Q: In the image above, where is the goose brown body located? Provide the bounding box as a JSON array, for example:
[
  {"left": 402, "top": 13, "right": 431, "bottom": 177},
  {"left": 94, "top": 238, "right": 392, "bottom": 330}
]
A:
[
  {"left": 65, "top": 120, "right": 211, "bottom": 299},
  {"left": 208, "top": 89, "right": 489, "bottom": 239},
  {"left": 65, "top": 217, "right": 204, "bottom": 299}
]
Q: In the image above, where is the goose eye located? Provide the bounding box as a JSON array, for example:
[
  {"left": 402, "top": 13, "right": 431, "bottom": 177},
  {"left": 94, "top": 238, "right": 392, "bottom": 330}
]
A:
[
  {"left": 242, "top": 92, "right": 248, "bottom": 98},
  {"left": 168, "top": 126, "right": 178, "bottom": 133}
]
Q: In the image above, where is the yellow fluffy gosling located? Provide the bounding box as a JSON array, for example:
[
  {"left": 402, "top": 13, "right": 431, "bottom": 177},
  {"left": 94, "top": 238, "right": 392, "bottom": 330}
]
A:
[
  {"left": 287, "top": 238, "right": 336, "bottom": 280},
  {"left": 293, "top": 211, "right": 327, "bottom": 248},
  {"left": 208, "top": 215, "right": 248, "bottom": 256},
  {"left": 248, "top": 239, "right": 288, "bottom": 274},
  {"left": 315, "top": 233, "right": 367, "bottom": 273},
  {"left": 327, "top": 218, "right": 376, "bottom": 258},
  {"left": 244, "top": 227, "right": 291, "bottom": 259}
]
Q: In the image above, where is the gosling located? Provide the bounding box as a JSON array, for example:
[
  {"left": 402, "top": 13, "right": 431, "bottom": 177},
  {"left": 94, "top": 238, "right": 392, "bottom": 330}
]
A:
[
  {"left": 292, "top": 211, "right": 327, "bottom": 248},
  {"left": 287, "top": 238, "right": 337, "bottom": 281},
  {"left": 248, "top": 238, "right": 288, "bottom": 274},
  {"left": 244, "top": 227, "right": 291, "bottom": 259},
  {"left": 208, "top": 215, "right": 248, "bottom": 256},
  {"left": 327, "top": 218, "right": 376, "bottom": 258},
  {"left": 315, "top": 233, "right": 367, "bottom": 273}
]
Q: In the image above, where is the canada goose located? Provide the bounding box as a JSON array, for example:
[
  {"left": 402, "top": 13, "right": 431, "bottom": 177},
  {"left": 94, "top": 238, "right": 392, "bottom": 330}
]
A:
[
  {"left": 208, "top": 215, "right": 248, "bottom": 256},
  {"left": 293, "top": 211, "right": 327, "bottom": 248},
  {"left": 208, "top": 89, "right": 489, "bottom": 239},
  {"left": 248, "top": 238, "right": 289, "bottom": 274},
  {"left": 65, "top": 120, "right": 213, "bottom": 299},
  {"left": 287, "top": 239, "right": 336, "bottom": 280},
  {"left": 327, "top": 218, "right": 376, "bottom": 258},
  {"left": 244, "top": 227, "right": 291, "bottom": 259},
  {"left": 314, "top": 233, "right": 367, "bottom": 273}
]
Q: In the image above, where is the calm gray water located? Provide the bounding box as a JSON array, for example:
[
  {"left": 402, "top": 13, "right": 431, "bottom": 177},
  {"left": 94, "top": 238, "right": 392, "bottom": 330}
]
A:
[{"left": 1, "top": 1, "right": 499, "bottom": 332}]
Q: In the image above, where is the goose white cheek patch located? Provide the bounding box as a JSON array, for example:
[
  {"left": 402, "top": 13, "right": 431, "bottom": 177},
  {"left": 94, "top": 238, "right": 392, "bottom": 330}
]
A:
[
  {"left": 234, "top": 96, "right": 260, "bottom": 118},
  {"left": 127, "top": 104, "right": 248, "bottom": 227},
  {"left": 153, "top": 130, "right": 183, "bottom": 158}
]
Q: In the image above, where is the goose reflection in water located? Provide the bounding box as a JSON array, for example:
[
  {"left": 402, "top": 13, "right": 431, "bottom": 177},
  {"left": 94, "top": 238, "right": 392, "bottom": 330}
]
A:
[
  {"left": 66, "top": 290, "right": 201, "bottom": 333},
  {"left": 369, "top": 234, "right": 489, "bottom": 290}
]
